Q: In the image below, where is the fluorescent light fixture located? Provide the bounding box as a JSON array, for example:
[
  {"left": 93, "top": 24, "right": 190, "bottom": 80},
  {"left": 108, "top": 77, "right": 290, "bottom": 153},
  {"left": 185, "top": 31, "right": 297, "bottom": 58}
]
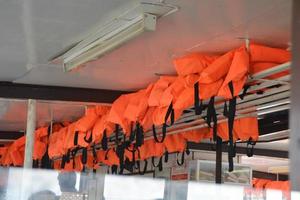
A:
[{"left": 62, "top": 13, "right": 156, "bottom": 72}]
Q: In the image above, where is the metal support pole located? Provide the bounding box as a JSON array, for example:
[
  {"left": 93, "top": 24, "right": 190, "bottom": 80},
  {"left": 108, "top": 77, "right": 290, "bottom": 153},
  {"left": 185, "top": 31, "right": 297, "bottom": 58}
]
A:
[
  {"left": 23, "top": 99, "right": 37, "bottom": 168},
  {"left": 290, "top": 0, "right": 300, "bottom": 191}
]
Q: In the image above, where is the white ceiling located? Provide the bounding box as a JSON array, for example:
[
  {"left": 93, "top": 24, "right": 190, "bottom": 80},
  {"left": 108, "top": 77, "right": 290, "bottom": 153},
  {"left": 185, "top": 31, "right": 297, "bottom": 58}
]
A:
[{"left": 0, "top": 0, "right": 292, "bottom": 91}]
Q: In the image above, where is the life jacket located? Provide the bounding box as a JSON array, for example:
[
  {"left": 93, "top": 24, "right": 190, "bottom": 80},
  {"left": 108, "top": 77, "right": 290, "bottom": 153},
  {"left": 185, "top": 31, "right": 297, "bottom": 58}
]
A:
[
  {"left": 108, "top": 94, "right": 134, "bottom": 136},
  {"left": 163, "top": 134, "right": 186, "bottom": 153},
  {"left": 151, "top": 77, "right": 185, "bottom": 143},
  {"left": 33, "top": 127, "right": 48, "bottom": 160},
  {"left": 249, "top": 43, "right": 291, "bottom": 63},
  {"left": 140, "top": 107, "right": 156, "bottom": 131},
  {"left": 182, "top": 127, "right": 212, "bottom": 143},
  {"left": 217, "top": 117, "right": 259, "bottom": 142},
  {"left": 173, "top": 53, "right": 217, "bottom": 87},
  {"left": 48, "top": 127, "right": 67, "bottom": 158},
  {"left": 124, "top": 84, "right": 154, "bottom": 123},
  {"left": 75, "top": 107, "right": 98, "bottom": 133},
  {"left": 218, "top": 46, "right": 249, "bottom": 99},
  {"left": 9, "top": 136, "right": 25, "bottom": 166},
  {"left": 53, "top": 160, "right": 61, "bottom": 170},
  {"left": 265, "top": 181, "right": 290, "bottom": 192},
  {"left": 92, "top": 113, "right": 114, "bottom": 145},
  {"left": 139, "top": 139, "right": 165, "bottom": 160}
]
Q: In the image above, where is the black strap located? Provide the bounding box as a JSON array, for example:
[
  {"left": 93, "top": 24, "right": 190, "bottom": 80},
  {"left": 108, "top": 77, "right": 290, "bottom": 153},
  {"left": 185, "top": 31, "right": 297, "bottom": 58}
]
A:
[
  {"left": 92, "top": 145, "right": 98, "bottom": 164},
  {"left": 154, "top": 103, "right": 174, "bottom": 143},
  {"left": 223, "top": 101, "right": 229, "bottom": 117},
  {"left": 71, "top": 148, "right": 79, "bottom": 169},
  {"left": 152, "top": 125, "right": 166, "bottom": 143},
  {"left": 137, "top": 160, "right": 148, "bottom": 175},
  {"left": 115, "top": 124, "right": 120, "bottom": 145},
  {"left": 74, "top": 131, "right": 79, "bottom": 146},
  {"left": 101, "top": 130, "right": 108, "bottom": 150},
  {"left": 84, "top": 131, "right": 93, "bottom": 144},
  {"left": 135, "top": 123, "right": 144, "bottom": 147},
  {"left": 61, "top": 154, "right": 67, "bottom": 169},
  {"left": 227, "top": 81, "right": 236, "bottom": 172},
  {"left": 246, "top": 139, "right": 256, "bottom": 157},
  {"left": 124, "top": 158, "right": 134, "bottom": 173},
  {"left": 81, "top": 148, "right": 88, "bottom": 165},
  {"left": 176, "top": 152, "right": 185, "bottom": 166},
  {"left": 206, "top": 97, "right": 218, "bottom": 141},
  {"left": 116, "top": 144, "right": 126, "bottom": 174},
  {"left": 32, "top": 160, "right": 39, "bottom": 168},
  {"left": 194, "top": 82, "right": 203, "bottom": 115},
  {"left": 111, "top": 165, "right": 118, "bottom": 174},
  {"left": 129, "top": 123, "right": 135, "bottom": 143},
  {"left": 65, "top": 150, "right": 71, "bottom": 163},
  {"left": 164, "top": 151, "right": 169, "bottom": 163},
  {"left": 239, "top": 85, "right": 251, "bottom": 100},
  {"left": 41, "top": 125, "right": 53, "bottom": 169},
  {"left": 215, "top": 136, "right": 223, "bottom": 184},
  {"left": 151, "top": 157, "right": 163, "bottom": 171}
]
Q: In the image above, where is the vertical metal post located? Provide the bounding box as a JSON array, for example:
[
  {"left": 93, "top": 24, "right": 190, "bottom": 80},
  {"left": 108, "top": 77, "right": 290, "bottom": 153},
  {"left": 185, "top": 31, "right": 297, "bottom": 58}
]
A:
[
  {"left": 23, "top": 99, "right": 36, "bottom": 168},
  {"left": 290, "top": 0, "right": 300, "bottom": 191}
]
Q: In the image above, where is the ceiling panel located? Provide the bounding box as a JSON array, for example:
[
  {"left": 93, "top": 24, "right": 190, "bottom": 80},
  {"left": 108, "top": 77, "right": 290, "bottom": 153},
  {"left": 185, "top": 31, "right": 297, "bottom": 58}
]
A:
[{"left": 10, "top": 0, "right": 292, "bottom": 90}]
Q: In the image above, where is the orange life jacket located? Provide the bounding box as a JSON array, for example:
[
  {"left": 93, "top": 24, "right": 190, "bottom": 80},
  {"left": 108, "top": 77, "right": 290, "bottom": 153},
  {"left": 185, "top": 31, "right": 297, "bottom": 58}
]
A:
[
  {"left": 217, "top": 117, "right": 259, "bottom": 142},
  {"left": 108, "top": 94, "right": 133, "bottom": 136},
  {"left": 75, "top": 107, "right": 98, "bottom": 133},
  {"left": 182, "top": 127, "right": 212, "bottom": 143},
  {"left": 163, "top": 134, "right": 186, "bottom": 153},
  {"left": 139, "top": 139, "right": 165, "bottom": 160},
  {"left": 249, "top": 43, "right": 291, "bottom": 63}
]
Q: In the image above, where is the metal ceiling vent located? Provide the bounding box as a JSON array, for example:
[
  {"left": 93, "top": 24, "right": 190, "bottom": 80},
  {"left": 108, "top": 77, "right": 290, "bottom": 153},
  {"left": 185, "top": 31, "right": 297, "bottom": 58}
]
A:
[{"left": 51, "top": 2, "right": 178, "bottom": 72}]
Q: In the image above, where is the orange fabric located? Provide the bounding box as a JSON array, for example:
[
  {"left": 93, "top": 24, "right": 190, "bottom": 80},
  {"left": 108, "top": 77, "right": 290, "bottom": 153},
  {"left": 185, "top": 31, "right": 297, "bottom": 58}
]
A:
[
  {"left": 234, "top": 117, "right": 259, "bottom": 141},
  {"left": 199, "top": 79, "right": 224, "bottom": 100},
  {"left": 265, "top": 181, "right": 290, "bottom": 191},
  {"left": 217, "top": 117, "right": 259, "bottom": 141},
  {"left": 108, "top": 94, "right": 133, "bottom": 135},
  {"left": 174, "top": 53, "right": 216, "bottom": 77},
  {"left": 163, "top": 134, "right": 186, "bottom": 153},
  {"left": 92, "top": 114, "right": 114, "bottom": 143},
  {"left": 218, "top": 46, "right": 249, "bottom": 99},
  {"left": 249, "top": 44, "right": 291, "bottom": 63},
  {"left": 49, "top": 127, "right": 67, "bottom": 158},
  {"left": 174, "top": 53, "right": 218, "bottom": 88},
  {"left": 33, "top": 140, "right": 47, "bottom": 160},
  {"left": 63, "top": 123, "right": 77, "bottom": 151},
  {"left": 124, "top": 84, "right": 154, "bottom": 123},
  {"left": 86, "top": 153, "right": 99, "bottom": 170},
  {"left": 140, "top": 107, "right": 156, "bottom": 131},
  {"left": 53, "top": 160, "right": 61, "bottom": 170},
  {"left": 95, "top": 105, "right": 111, "bottom": 116},
  {"left": 183, "top": 128, "right": 212, "bottom": 143},
  {"left": 148, "top": 76, "right": 176, "bottom": 107},
  {"left": 75, "top": 107, "right": 98, "bottom": 132},
  {"left": 253, "top": 178, "right": 271, "bottom": 189},
  {"left": 139, "top": 139, "right": 165, "bottom": 160},
  {"left": 198, "top": 50, "right": 234, "bottom": 84},
  {"left": 33, "top": 127, "right": 48, "bottom": 160}
]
